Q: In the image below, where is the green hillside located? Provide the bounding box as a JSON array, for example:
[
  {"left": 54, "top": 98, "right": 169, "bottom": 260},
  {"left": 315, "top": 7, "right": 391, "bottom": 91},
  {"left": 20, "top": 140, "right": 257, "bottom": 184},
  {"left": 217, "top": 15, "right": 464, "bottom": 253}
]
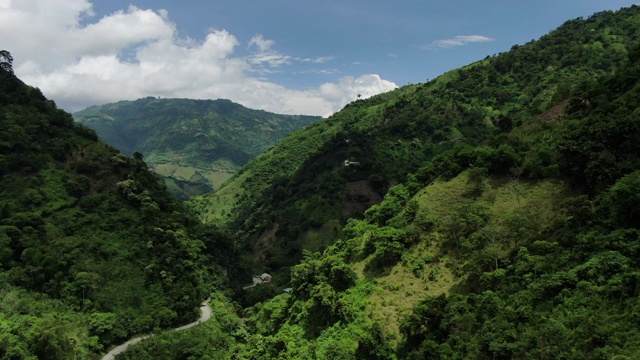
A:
[
  {"left": 74, "top": 98, "right": 320, "bottom": 200},
  {"left": 258, "top": 38, "right": 640, "bottom": 358},
  {"left": 120, "top": 15, "right": 640, "bottom": 357},
  {"left": 4, "top": 4, "right": 640, "bottom": 360},
  {"left": 188, "top": 6, "right": 640, "bottom": 283},
  {"left": 0, "top": 56, "right": 238, "bottom": 358},
  {"left": 142, "top": 6, "right": 640, "bottom": 359}
]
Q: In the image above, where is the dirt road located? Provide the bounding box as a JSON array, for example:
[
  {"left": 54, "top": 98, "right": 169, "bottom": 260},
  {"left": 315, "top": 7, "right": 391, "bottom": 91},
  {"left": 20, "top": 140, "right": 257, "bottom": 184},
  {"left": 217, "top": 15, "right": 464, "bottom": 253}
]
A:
[{"left": 101, "top": 299, "right": 212, "bottom": 360}]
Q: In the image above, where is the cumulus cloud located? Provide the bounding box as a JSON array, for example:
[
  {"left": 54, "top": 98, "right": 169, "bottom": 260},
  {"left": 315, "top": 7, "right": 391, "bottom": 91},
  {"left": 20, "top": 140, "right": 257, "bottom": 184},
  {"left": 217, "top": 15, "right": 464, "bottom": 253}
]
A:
[
  {"left": 0, "top": 0, "right": 397, "bottom": 116},
  {"left": 318, "top": 74, "right": 397, "bottom": 114},
  {"left": 425, "top": 35, "right": 494, "bottom": 50}
]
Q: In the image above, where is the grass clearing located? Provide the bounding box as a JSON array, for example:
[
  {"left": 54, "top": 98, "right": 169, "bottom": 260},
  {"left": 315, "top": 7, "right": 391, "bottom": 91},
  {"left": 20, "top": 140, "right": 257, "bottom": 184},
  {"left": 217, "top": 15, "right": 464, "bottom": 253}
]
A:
[
  {"left": 152, "top": 163, "right": 234, "bottom": 191},
  {"left": 365, "top": 255, "right": 457, "bottom": 344},
  {"left": 354, "top": 170, "right": 571, "bottom": 343},
  {"left": 418, "top": 171, "right": 570, "bottom": 227},
  {"left": 188, "top": 172, "right": 249, "bottom": 225},
  {"left": 204, "top": 172, "right": 234, "bottom": 190}
]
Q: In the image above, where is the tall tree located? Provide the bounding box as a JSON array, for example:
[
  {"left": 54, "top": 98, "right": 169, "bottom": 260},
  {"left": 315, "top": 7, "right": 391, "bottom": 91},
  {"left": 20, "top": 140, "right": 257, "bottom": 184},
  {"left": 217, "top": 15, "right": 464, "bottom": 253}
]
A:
[{"left": 0, "top": 50, "right": 13, "bottom": 73}]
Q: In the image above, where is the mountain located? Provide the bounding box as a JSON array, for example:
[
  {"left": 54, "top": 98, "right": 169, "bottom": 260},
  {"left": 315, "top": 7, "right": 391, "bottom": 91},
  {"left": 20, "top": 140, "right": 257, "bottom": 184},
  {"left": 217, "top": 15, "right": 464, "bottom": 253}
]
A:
[
  {"left": 73, "top": 98, "right": 320, "bottom": 200},
  {"left": 188, "top": 6, "right": 640, "bottom": 282},
  {"left": 0, "top": 57, "right": 238, "bottom": 358},
  {"left": 255, "top": 35, "right": 640, "bottom": 358},
  {"left": 128, "top": 6, "right": 640, "bottom": 359},
  {"left": 4, "top": 5, "right": 640, "bottom": 359}
]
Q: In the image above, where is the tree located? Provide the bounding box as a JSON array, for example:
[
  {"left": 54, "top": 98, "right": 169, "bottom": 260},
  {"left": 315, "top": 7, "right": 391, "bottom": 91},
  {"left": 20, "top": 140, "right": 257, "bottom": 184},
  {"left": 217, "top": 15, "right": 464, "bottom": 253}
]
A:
[
  {"left": 75, "top": 272, "right": 100, "bottom": 309},
  {"left": 0, "top": 50, "right": 13, "bottom": 73},
  {"left": 607, "top": 170, "right": 640, "bottom": 227},
  {"left": 464, "top": 167, "right": 488, "bottom": 198}
]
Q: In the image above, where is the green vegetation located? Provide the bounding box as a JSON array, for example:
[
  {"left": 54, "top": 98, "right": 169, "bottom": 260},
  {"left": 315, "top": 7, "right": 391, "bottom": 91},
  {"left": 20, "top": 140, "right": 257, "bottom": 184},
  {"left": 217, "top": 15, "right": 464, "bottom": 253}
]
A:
[
  {"left": 114, "top": 292, "right": 245, "bottom": 359},
  {"left": 5, "top": 5, "right": 640, "bottom": 360},
  {"left": 189, "top": 5, "right": 640, "bottom": 284},
  {"left": 172, "top": 6, "right": 640, "bottom": 359},
  {"left": 0, "top": 59, "right": 238, "bottom": 358},
  {"left": 74, "top": 98, "right": 320, "bottom": 200}
]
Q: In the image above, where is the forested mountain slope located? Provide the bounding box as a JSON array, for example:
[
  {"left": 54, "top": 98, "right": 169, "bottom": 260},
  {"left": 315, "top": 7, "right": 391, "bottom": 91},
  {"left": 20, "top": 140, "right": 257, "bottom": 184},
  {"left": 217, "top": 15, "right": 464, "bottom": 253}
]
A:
[
  {"left": 246, "top": 30, "right": 640, "bottom": 360},
  {"left": 74, "top": 98, "right": 320, "bottom": 200},
  {"left": 188, "top": 6, "right": 640, "bottom": 283},
  {"left": 4, "top": 5, "right": 640, "bottom": 359},
  {"left": 121, "top": 6, "right": 640, "bottom": 359},
  {"left": 0, "top": 57, "right": 236, "bottom": 358}
]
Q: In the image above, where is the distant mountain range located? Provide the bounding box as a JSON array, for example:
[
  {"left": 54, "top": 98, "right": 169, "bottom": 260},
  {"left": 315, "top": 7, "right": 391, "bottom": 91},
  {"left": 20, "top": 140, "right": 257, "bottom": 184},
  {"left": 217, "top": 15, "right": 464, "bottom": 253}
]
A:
[{"left": 74, "top": 97, "right": 320, "bottom": 199}]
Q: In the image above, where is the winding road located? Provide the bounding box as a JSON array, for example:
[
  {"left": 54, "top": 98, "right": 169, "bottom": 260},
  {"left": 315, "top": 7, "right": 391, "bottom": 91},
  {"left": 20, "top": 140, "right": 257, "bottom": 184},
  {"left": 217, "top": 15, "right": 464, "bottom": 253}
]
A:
[{"left": 101, "top": 299, "right": 212, "bottom": 360}]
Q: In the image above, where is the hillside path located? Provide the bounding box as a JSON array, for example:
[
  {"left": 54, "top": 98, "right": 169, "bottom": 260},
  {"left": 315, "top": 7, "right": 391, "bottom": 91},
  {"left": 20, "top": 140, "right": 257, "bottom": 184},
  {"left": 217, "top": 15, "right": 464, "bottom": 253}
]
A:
[{"left": 101, "top": 299, "right": 212, "bottom": 360}]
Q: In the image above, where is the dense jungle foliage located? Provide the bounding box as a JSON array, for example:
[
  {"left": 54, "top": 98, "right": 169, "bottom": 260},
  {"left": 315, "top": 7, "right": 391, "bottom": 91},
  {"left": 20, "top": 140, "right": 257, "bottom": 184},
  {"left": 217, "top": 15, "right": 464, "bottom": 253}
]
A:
[
  {"left": 74, "top": 99, "right": 320, "bottom": 200},
  {"left": 189, "top": 5, "right": 640, "bottom": 285},
  {"left": 173, "top": 5, "right": 640, "bottom": 359},
  {"left": 0, "top": 63, "right": 239, "bottom": 358},
  {"left": 4, "top": 5, "right": 640, "bottom": 360}
]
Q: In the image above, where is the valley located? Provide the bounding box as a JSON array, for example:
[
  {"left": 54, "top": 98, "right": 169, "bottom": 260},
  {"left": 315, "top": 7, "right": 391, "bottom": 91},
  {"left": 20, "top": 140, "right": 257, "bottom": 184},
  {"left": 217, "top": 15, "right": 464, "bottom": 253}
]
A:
[
  {"left": 74, "top": 98, "right": 320, "bottom": 200},
  {"left": 2, "top": 4, "right": 640, "bottom": 359},
  {"left": 102, "top": 299, "right": 212, "bottom": 360}
]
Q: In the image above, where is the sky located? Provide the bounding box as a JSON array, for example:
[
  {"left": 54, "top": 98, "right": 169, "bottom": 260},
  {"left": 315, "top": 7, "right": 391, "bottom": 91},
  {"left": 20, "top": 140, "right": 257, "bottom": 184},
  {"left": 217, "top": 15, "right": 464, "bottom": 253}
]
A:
[{"left": 1, "top": 0, "right": 639, "bottom": 116}]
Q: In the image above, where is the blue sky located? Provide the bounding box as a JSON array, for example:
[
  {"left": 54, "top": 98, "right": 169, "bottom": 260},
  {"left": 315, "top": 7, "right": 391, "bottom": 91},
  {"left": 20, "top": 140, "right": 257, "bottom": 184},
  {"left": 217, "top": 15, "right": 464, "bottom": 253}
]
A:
[{"left": 1, "top": 0, "right": 638, "bottom": 116}]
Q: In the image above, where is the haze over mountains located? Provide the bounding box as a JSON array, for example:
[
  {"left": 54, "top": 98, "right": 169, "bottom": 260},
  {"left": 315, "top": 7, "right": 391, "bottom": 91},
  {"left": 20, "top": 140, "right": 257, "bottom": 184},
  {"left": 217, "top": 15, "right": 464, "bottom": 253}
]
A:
[{"left": 2, "top": 5, "right": 640, "bottom": 360}]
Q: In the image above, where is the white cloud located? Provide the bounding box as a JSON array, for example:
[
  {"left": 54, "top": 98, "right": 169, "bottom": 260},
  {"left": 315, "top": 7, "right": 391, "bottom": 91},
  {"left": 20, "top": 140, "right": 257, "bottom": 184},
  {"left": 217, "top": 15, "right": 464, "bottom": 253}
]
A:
[
  {"left": 247, "top": 34, "right": 292, "bottom": 68},
  {"left": 231, "top": 74, "right": 396, "bottom": 117},
  {"left": 315, "top": 69, "right": 340, "bottom": 75},
  {"left": 248, "top": 34, "right": 275, "bottom": 52},
  {"left": 318, "top": 74, "right": 397, "bottom": 114},
  {"left": 0, "top": 0, "right": 397, "bottom": 116},
  {"left": 296, "top": 56, "right": 334, "bottom": 64},
  {"left": 248, "top": 52, "right": 292, "bottom": 67},
  {"left": 425, "top": 35, "right": 494, "bottom": 50},
  {"left": 294, "top": 68, "right": 340, "bottom": 75}
]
